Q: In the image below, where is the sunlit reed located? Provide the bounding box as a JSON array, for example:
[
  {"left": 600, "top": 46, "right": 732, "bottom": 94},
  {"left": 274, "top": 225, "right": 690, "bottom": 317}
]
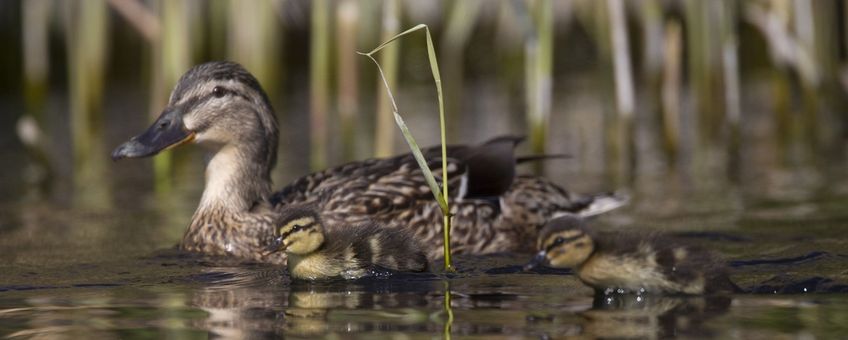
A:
[
  {"left": 310, "top": 0, "right": 330, "bottom": 171},
  {"left": 373, "top": 0, "right": 400, "bottom": 158}
]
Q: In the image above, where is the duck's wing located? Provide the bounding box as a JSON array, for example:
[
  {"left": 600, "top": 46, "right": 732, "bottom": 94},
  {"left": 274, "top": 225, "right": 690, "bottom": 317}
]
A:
[
  {"left": 271, "top": 136, "right": 532, "bottom": 212},
  {"left": 271, "top": 136, "right": 626, "bottom": 257}
]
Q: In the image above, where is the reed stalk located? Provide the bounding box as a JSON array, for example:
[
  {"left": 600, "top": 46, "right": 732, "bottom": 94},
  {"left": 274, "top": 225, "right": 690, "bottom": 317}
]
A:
[
  {"left": 106, "top": 0, "right": 160, "bottom": 43},
  {"left": 309, "top": 0, "right": 330, "bottom": 171},
  {"left": 661, "top": 20, "right": 682, "bottom": 166},
  {"left": 65, "top": 0, "right": 110, "bottom": 209},
  {"left": 441, "top": 0, "right": 482, "bottom": 138},
  {"left": 23, "top": 0, "right": 51, "bottom": 116},
  {"left": 151, "top": 0, "right": 191, "bottom": 194},
  {"left": 720, "top": 0, "right": 741, "bottom": 176},
  {"left": 227, "top": 0, "right": 280, "bottom": 93},
  {"left": 525, "top": 0, "right": 553, "bottom": 174},
  {"left": 809, "top": 0, "right": 839, "bottom": 150},
  {"left": 684, "top": 0, "right": 722, "bottom": 145},
  {"left": 359, "top": 24, "right": 453, "bottom": 272},
  {"left": 606, "top": 0, "right": 635, "bottom": 181},
  {"left": 442, "top": 281, "right": 454, "bottom": 339},
  {"left": 337, "top": 0, "right": 360, "bottom": 161},
  {"left": 373, "top": 0, "right": 400, "bottom": 158},
  {"left": 21, "top": 0, "right": 53, "bottom": 194}
]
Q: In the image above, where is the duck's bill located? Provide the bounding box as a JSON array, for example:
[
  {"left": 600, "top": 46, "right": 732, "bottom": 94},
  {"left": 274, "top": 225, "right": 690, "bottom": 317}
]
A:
[
  {"left": 523, "top": 251, "right": 547, "bottom": 271},
  {"left": 111, "top": 108, "right": 195, "bottom": 160}
]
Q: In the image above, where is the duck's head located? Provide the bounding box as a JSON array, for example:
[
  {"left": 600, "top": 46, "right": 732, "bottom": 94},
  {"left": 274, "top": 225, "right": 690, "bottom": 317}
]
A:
[
  {"left": 265, "top": 208, "right": 326, "bottom": 256},
  {"left": 111, "top": 61, "right": 278, "bottom": 167},
  {"left": 524, "top": 215, "right": 596, "bottom": 270}
]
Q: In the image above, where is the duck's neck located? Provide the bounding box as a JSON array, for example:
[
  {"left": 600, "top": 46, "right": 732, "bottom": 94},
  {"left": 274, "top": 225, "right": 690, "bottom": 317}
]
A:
[{"left": 197, "top": 144, "right": 273, "bottom": 214}]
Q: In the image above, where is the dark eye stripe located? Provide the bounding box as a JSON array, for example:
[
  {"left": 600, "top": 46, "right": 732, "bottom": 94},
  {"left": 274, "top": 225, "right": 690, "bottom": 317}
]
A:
[
  {"left": 178, "top": 87, "right": 253, "bottom": 115},
  {"left": 545, "top": 234, "right": 584, "bottom": 253},
  {"left": 278, "top": 222, "right": 316, "bottom": 240}
]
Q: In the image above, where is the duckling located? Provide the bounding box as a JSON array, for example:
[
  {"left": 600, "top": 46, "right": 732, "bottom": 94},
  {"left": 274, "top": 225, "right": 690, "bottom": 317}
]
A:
[
  {"left": 111, "top": 61, "right": 626, "bottom": 263},
  {"left": 264, "top": 206, "right": 428, "bottom": 280},
  {"left": 524, "top": 216, "right": 738, "bottom": 295}
]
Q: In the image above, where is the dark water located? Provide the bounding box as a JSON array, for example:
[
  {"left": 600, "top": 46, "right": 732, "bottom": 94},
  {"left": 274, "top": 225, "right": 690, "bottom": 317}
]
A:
[{"left": 2, "top": 173, "right": 848, "bottom": 339}]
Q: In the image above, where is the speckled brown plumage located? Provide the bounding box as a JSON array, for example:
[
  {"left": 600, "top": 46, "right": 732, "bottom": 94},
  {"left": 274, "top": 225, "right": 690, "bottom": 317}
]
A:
[{"left": 113, "top": 61, "right": 627, "bottom": 265}]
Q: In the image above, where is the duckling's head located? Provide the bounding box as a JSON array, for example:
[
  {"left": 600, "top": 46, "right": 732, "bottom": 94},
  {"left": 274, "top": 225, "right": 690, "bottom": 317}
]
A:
[
  {"left": 266, "top": 208, "right": 326, "bottom": 255},
  {"left": 524, "top": 216, "right": 596, "bottom": 270},
  {"left": 112, "top": 61, "right": 278, "bottom": 167}
]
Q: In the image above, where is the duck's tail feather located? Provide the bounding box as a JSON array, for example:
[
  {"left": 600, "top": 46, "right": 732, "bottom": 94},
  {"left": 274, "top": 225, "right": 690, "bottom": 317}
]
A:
[{"left": 554, "top": 191, "right": 630, "bottom": 218}]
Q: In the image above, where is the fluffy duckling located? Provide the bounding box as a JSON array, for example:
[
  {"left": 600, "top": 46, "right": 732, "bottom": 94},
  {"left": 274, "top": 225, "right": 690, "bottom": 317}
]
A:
[
  {"left": 264, "top": 207, "right": 428, "bottom": 280},
  {"left": 525, "top": 216, "right": 738, "bottom": 295}
]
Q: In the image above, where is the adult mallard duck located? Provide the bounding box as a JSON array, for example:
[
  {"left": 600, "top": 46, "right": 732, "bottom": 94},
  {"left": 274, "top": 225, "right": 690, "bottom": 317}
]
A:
[
  {"left": 525, "top": 216, "right": 739, "bottom": 295},
  {"left": 112, "top": 61, "right": 626, "bottom": 264}
]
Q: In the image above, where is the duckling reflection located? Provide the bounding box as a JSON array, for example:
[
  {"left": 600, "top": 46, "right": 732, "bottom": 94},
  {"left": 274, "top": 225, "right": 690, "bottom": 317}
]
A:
[
  {"left": 525, "top": 216, "right": 739, "bottom": 295},
  {"left": 264, "top": 206, "right": 429, "bottom": 281},
  {"left": 579, "top": 294, "right": 731, "bottom": 338},
  {"left": 283, "top": 284, "right": 434, "bottom": 337}
]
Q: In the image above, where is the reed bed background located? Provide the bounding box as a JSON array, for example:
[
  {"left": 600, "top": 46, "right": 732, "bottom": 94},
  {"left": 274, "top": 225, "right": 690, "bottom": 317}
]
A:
[{"left": 2, "top": 0, "right": 847, "bottom": 213}]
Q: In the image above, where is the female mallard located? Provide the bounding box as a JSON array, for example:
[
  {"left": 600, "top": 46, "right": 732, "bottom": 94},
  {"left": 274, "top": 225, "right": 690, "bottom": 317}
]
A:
[
  {"left": 112, "top": 61, "right": 626, "bottom": 264},
  {"left": 263, "top": 205, "right": 428, "bottom": 280},
  {"left": 524, "top": 216, "right": 738, "bottom": 295}
]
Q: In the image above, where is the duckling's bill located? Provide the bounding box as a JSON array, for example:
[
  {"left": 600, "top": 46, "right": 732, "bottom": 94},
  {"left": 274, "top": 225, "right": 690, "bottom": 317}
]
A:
[
  {"left": 111, "top": 108, "right": 196, "bottom": 160},
  {"left": 523, "top": 250, "right": 548, "bottom": 271},
  {"left": 263, "top": 236, "right": 285, "bottom": 256}
]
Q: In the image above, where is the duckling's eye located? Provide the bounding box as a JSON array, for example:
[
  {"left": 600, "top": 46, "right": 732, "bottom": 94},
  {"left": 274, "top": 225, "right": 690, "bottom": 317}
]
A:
[
  {"left": 291, "top": 224, "right": 303, "bottom": 233},
  {"left": 212, "top": 86, "right": 226, "bottom": 98},
  {"left": 553, "top": 236, "right": 565, "bottom": 246}
]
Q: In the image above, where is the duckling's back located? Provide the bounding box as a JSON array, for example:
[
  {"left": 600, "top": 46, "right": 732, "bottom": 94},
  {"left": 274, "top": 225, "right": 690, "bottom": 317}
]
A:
[
  {"left": 326, "top": 223, "right": 429, "bottom": 273},
  {"left": 590, "top": 232, "right": 736, "bottom": 294}
]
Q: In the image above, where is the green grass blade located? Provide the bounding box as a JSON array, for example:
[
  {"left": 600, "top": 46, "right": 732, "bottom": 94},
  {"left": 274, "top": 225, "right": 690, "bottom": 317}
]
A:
[
  {"left": 392, "top": 111, "right": 449, "bottom": 212},
  {"left": 359, "top": 24, "right": 427, "bottom": 56}
]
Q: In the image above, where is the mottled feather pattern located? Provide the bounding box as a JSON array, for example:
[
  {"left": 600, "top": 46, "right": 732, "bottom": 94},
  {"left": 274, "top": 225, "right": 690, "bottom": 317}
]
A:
[
  {"left": 271, "top": 151, "right": 590, "bottom": 259},
  {"left": 182, "top": 207, "right": 287, "bottom": 264}
]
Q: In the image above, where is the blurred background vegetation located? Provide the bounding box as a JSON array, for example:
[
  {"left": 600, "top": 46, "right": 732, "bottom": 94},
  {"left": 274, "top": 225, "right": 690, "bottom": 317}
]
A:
[{"left": 1, "top": 0, "right": 847, "bottom": 216}]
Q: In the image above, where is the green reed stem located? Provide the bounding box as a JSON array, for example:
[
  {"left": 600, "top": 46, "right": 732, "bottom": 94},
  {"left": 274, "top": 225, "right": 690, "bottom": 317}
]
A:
[{"left": 359, "top": 24, "right": 454, "bottom": 271}]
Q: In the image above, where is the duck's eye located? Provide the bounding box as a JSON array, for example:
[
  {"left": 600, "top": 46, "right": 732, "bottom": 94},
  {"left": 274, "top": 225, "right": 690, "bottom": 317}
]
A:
[
  {"left": 212, "top": 86, "right": 226, "bottom": 98},
  {"left": 553, "top": 236, "right": 565, "bottom": 245},
  {"left": 291, "top": 224, "right": 303, "bottom": 233}
]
